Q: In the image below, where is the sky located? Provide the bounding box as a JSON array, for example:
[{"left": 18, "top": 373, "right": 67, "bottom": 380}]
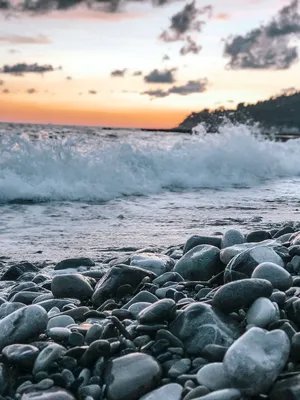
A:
[{"left": 0, "top": 0, "right": 299, "bottom": 128}]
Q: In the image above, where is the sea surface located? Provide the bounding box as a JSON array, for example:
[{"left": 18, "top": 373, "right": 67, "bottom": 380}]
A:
[{"left": 1, "top": 121, "right": 300, "bottom": 263}]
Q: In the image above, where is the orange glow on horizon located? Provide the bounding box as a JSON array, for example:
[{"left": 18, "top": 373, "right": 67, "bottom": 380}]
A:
[{"left": 0, "top": 99, "right": 188, "bottom": 129}]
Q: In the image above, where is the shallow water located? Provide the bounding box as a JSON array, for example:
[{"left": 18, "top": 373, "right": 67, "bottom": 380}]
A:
[{"left": 1, "top": 122, "right": 300, "bottom": 262}]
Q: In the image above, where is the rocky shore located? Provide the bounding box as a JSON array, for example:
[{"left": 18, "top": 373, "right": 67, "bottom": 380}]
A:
[{"left": 0, "top": 225, "right": 300, "bottom": 399}]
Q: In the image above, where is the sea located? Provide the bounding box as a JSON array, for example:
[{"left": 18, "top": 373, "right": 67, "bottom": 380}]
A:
[{"left": 1, "top": 121, "right": 300, "bottom": 263}]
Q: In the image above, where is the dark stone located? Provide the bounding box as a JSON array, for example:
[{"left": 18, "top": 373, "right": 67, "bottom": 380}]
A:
[
  {"left": 2, "top": 344, "right": 39, "bottom": 369},
  {"left": 183, "top": 235, "right": 221, "bottom": 254},
  {"left": 202, "top": 344, "right": 228, "bottom": 362},
  {"left": 174, "top": 245, "right": 223, "bottom": 281},
  {"left": 224, "top": 246, "right": 284, "bottom": 283},
  {"left": 34, "top": 298, "right": 81, "bottom": 312},
  {"left": 212, "top": 278, "right": 273, "bottom": 313},
  {"left": 269, "top": 375, "right": 300, "bottom": 400},
  {"left": 130, "top": 253, "right": 174, "bottom": 276},
  {"left": 169, "top": 303, "right": 240, "bottom": 355},
  {"left": 33, "top": 344, "right": 66, "bottom": 375},
  {"left": 51, "top": 274, "right": 93, "bottom": 301},
  {"left": 104, "top": 352, "right": 161, "bottom": 400},
  {"left": 153, "top": 272, "right": 184, "bottom": 286},
  {"left": 92, "top": 265, "right": 156, "bottom": 307},
  {"left": 1, "top": 262, "right": 39, "bottom": 281},
  {"left": 21, "top": 387, "right": 75, "bottom": 399},
  {"left": 54, "top": 257, "right": 95, "bottom": 270},
  {"left": 138, "top": 299, "right": 176, "bottom": 324},
  {"left": 82, "top": 340, "right": 110, "bottom": 366},
  {"left": 246, "top": 230, "right": 272, "bottom": 242}
]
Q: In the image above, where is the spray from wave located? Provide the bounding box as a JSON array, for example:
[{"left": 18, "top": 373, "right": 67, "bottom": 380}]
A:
[{"left": 0, "top": 122, "right": 300, "bottom": 203}]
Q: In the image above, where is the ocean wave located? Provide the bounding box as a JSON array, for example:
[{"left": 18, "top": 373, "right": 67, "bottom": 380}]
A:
[{"left": 1, "top": 123, "right": 300, "bottom": 203}]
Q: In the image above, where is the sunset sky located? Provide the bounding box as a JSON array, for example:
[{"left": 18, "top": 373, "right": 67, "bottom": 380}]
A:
[{"left": 0, "top": 0, "right": 299, "bottom": 128}]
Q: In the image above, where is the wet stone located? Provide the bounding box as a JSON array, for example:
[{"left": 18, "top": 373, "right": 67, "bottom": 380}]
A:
[{"left": 2, "top": 344, "right": 39, "bottom": 369}]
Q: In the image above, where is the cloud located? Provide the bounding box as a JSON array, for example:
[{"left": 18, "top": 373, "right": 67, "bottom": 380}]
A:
[
  {"left": 162, "top": 54, "right": 170, "bottom": 61},
  {"left": 132, "top": 70, "right": 142, "bottom": 76},
  {"left": 111, "top": 68, "right": 127, "bottom": 77},
  {"left": 144, "top": 68, "right": 176, "bottom": 83},
  {"left": 89, "top": 90, "right": 97, "bottom": 94},
  {"left": 159, "top": 1, "right": 212, "bottom": 55},
  {"left": 142, "top": 78, "right": 208, "bottom": 98},
  {"left": 180, "top": 36, "right": 201, "bottom": 55},
  {"left": 1, "top": 63, "right": 55, "bottom": 75},
  {"left": 224, "top": 0, "right": 300, "bottom": 69},
  {"left": 0, "top": 34, "right": 51, "bottom": 44},
  {"left": 27, "top": 88, "right": 36, "bottom": 94}
]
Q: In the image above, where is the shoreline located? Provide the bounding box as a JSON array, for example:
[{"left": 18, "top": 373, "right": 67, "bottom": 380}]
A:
[{"left": 0, "top": 224, "right": 299, "bottom": 399}]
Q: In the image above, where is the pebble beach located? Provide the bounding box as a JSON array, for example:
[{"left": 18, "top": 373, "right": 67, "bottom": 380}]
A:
[{"left": 0, "top": 225, "right": 300, "bottom": 399}]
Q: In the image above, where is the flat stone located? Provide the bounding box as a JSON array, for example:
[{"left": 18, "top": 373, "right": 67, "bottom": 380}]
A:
[
  {"left": 122, "top": 291, "right": 158, "bottom": 310},
  {"left": 212, "top": 278, "right": 273, "bottom": 313},
  {"left": 55, "top": 258, "right": 95, "bottom": 270},
  {"left": 47, "top": 315, "right": 75, "bottom": 330},
  {"left": 223, "top": 327, "right": 290, "bottom": 395},
  {"left": 174, "top": 245, "right": 223, "bottom": 281},
  {"left": 169, "top": 303, "right": 240, "bottom": 355},
  {"left": 221, "top": 229, "right": 245, "bottom": 249},
  {"left": 0, "top": 305, "right": 48, "bottom": 351},
  {"left": 47, "top": 327, "right": 71, "bottom": 341},
  {"left": 104, "top": 352, "right": 161, "bottom": 400},
  {"left": 21, "top": 387, "right": 75, "bottom": 400},
  {"left": 51, "top": 274, "right": 93, "bottom": 301},
  {"left": 168, "top": 358, "right": 191, "bottom": 378},
  {"left": 251, "top": 262, "right": 293, "bottom": 291},
  {"left": 246, "top": 230, "right": 272, "bottom": 242},
  {"left": 34, "top": 298, "right": 80, "bottom": 312},
  {"left": 139, "top": 383, "right": 183, "bottom": 400},
  {"left": 197, "top": 362, "right": 231, "bottom": 391},
  {"left": 153, "top": 272, "right": 184, "bottom": 286},
  {"left": 246, "top": 297, "right": 277, "bottom": 327},
  {"left": 130, "top": 253, "right": 174, "bottom": 276},
  {"left": 194, "top": 389, "right": 242, "bottom": 400},
  {"left": 224, "top": 246, "right": 284, "bottom": 282},
  {"left": 92, "top": 265, "right": 156, "bottom": 307},
  {"left": 128, "top": 302, "right": 152, "bottom": 319}
]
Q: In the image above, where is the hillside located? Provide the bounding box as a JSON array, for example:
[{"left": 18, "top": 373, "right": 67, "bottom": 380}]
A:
[{"left": 177, "top": 91, "right": 300, "bottom": 133}]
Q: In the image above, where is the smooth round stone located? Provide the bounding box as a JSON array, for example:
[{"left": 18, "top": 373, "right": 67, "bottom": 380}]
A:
[
  {"left": 212, "top": 278, "right": 273, "bottom": 313},
  {"left": 104, "top": 353, "right": 161, "bottom": 400},
  {"left": 54, "top": 257, "right": 95, "bottom": 270},
  {"left": 138, "top": 299, "right": 176, "bottom": 324},
  {"left": 130, "top": 253, "right": 174, "bottom": 276},
  {"left": 183, "top": 386, "right": 210, "bottom": 400},
  {"left": 195, "top": 389, "right": 242, "bottom": 400},
  {"left": 246, "top": 297, "right": 277, "bottom": 328},
  {"left": 33, "top": 343, "right": 67, "bottom": 375},
  {"left": 0, "top": 305, "right": 48, "bottom": 351},
  {"left": 47, "top": 315, "right": 75, "bottom": 330},
  {"left": 197, "top": 362, "right": 231, "bottom": 391},
  {"left": 21, "top": 387, "right": 76, "bottom": 399},
  {"left": 221, "top": 229, "right": 245, "bottom": 249},
  {"left": 247, "top": 230, "right": 272, "bottom": 242},
  {"left": 2, "top": 344, "right": 39, "bottom": 369},
  {"left": 122, "top": 291, "right": 158, "bottom": 310},
  {"left": 224, "top": 246, "right": 284, "bottom": 282},
  {"left": 51, "top": 274, "right": 93, "bottom": 301},
  {"left": 168, "top": 359, "right": 191, "bottom": 378},
  {"left": 223, "top": 327, "right": 290, "bottom": 395},
  {"left": 139, "top": 383, "right": 183, "bottom": 400},
  {"left": 48, "top": 307, "right": 61, "bottom": 318},
  {"left": 251, "top": 262, "right": 293, "bottom": 291},
  {"left": 174, "top": 245, "right": 223, "bottom": 281},
  {"left": 0, "top": 302, "right": 25, "bottom": 319},
  {"left": 78, "top": 384, "right": 102, "bottom": 399},
  {"left": 47, "top": 327, "right": 71, "bottom": 341},
  {"left": 128, "top": 302, "right": 152, "bottom": 319},
  {"left": 0, "top": 363, "right": 8, "bottom": 395},
  {"left": 85, "top": 324, "right": 102, "bottom": 345},
  {"left": 153, "top": 272, "right": 184, "bottom": 286},
  {"left": 169, "top": 303, "right": 240, "bottom": 355}
]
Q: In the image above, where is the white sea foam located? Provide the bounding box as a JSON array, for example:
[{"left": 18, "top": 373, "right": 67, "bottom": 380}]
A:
[{"left": 0, "top": 123, "right": 300, "bottom": 203}]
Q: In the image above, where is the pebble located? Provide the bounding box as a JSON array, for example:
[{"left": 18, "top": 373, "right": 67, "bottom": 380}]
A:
[
  {"left": 251, "top": 261, "right": 293, "bottom": 291},
  {"left": 194, "top": 389, "right": 242, "bottom": 400},
  {"left": 51, "top": 274, "right": 93, "bottom": 300},
  {"left": 128, "top": 302, "right": 152, "bottom": 318},
  {"left": 47, "top": 315, "right": 75, "bottom": 330},
  {"left": 33, "top": 343, "right": 67, "bottom": 375},
  {"left": 196, "top": 362, "right": 232, "bottom": 391},
  {"left": 223, "top": 327, "right": 290, "bottom": 395},
  {"left": 2, "top": 344, "right": 39, "bottom": 369},
  {"left": 104, "top": 353, "right": 161, "bottom": 400},
  {"left": 212, "top": 278, "right": 273, "bottom": 313},
  {"left": 139, "top": 383, "right": 183, "bottom": 400},
  {"left": 183, "top": 235, "right": 222, "bottom": 253},
  {"left": 138, "top": 299, "right": 176, "bottom": 324},
  {"left": 221, "top": 229, "right": 245, "bottom": 249},
  {"left": 122, "top": 291, "right": 158, "bottom": 309},
  {"left": 246, "top": 297, "right": 277, "bottom": 327},
  {"left": 174, "top": 245, "right": 223, "bottom": 281},
  {"left": 21, "top": 387, "right": 76, "bottom": 399},
  {"left": 0, "top": 305, "right": 48, "bottom": 351},
  {"left": 54, "top": 257, "right": 95, "bottom": 270},
  {"left": 130, "top": 253, "right": 174, "bottom": 276}
]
